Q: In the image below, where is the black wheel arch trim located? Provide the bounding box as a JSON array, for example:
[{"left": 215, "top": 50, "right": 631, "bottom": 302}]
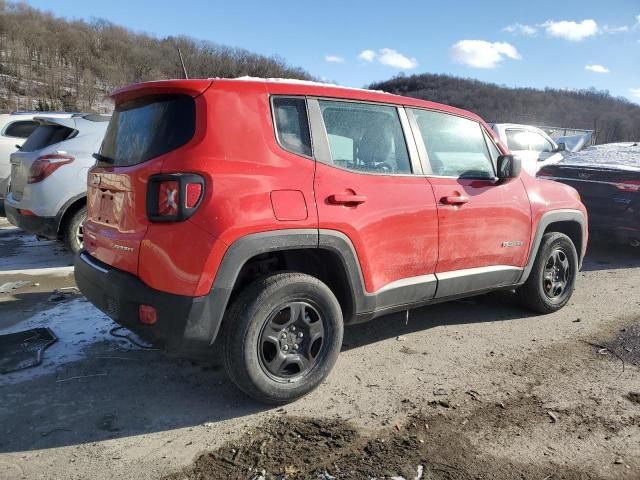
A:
[
  {"left": 518, "top": 209, "right": 587, "bottom": 284},
  {"left": 55, "top": 192, "right": 87, "bottom": 236}
]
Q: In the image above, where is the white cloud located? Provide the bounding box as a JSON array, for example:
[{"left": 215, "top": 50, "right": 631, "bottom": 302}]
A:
[
  {"left": 324, "top": 55, "right": 344, "bottom": 64},
  {"left": 503, "top": 23, "right": 538, "bottom": 36},
  {"left": 358, "top": 49, "right": 376, "bottom": 62},
  {"left": 542, "top": 19, "right": 598, "bottom": 41},
  {"left": 603, "top": 25, "right": 628, "bottom": 34},
  {"left": 585, "top": 64, "right": 609, "bottom": 73},
  {"left": 357, "top": 48, "right": 418, "bottom": 69},
  {"left": 630, "top": 88, "right": 640, "bottom": 98},
  {"left": 634, "top": 15, "right": 640, "bottom": 30},
  {"left": 450, "top": 40, "right": 521, "bottom": 69}
]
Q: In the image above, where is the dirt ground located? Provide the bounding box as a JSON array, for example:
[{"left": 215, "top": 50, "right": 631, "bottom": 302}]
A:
[{"left": 1, "top": 218, "right": 639, "bottom": 480}]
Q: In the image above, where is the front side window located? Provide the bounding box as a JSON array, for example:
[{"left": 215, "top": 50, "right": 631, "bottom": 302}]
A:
[
  {"left": 318, "top": 100, "right": 411, "bottom": 175},
  {"left": 528, "top": 132, "right": 554, "bottom": 153},
  {"left": 505, "top": 129, "right": 529, "bottom": 151},
  {"left": 484, "top": 130, "right": 502, "bottom": 163},
  {"left": 410, "top": 109, "right": 494, "bottom": 179},
  {"left": 272, "top": 97, "right": 312, "bottom": 157},
  {"left": 4, "top": 120, "right": 38, "bottom": 139}
]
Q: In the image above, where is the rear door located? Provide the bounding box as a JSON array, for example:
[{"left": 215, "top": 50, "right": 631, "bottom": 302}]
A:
[
  {"left": 407, "top": 109, "right": 531, "bottom": 298},
  {"left": 84, "top": 93, "right": 197, "bottom": 275},
  {"left": 310, "top": 98, "right": 439, "bottom": 297}
]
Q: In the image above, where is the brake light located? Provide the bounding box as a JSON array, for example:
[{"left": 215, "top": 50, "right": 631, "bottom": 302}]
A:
[
  {"left": 147, "top": 173, "right": 205, "bottom": 222},
  {"left": 615, "top": 180, "right": 640, "bottom": 192},
  {"left": 27, "top": 154, "right": 74, "bottom": 184}
]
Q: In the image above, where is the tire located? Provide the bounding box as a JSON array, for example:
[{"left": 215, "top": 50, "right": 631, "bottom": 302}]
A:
[
  {"left": 517, "top": 232, "right": 578, "bottom": 314},
  {"left": 222, "top": 273, "right": 344, "bottom": 404},
  {"left": 63, "top": 206, "right": 86, "bottom": 255}
]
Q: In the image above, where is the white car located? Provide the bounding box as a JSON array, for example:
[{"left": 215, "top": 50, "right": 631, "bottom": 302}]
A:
[
  {"left": 0, "top": 112, "right": 78, "bottom": 207},
  {"left": 490, "top": 123, "right": 566, "bottom": 176},
  {"left": 5, "top": 114, "right": 110, "bottom": 253}
]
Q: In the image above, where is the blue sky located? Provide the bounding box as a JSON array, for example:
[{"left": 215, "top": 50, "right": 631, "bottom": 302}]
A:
[{"left": 26, "top": 0, "right": 640, "bottom": 103}]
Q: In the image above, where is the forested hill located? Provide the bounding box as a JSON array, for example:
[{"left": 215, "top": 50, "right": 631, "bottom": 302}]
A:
[
  {"left": 370, "top": 74, "right": 640, "bottom": 144},
  {"left": 0, "top": 1, "right": 311, "bottom": 113}
]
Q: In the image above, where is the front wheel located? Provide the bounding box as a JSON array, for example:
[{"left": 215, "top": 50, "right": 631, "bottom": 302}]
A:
[
  {"left": 517, "top": 232, "right": 578, "bottom": 313},
  {"left": 222, "top": 273, "right": 344, "bottom": 404}
]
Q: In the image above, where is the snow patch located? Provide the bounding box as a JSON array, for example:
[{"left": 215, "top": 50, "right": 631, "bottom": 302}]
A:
[
  {"left": 0, "top": 226, "right": 73, "bottom": 274},
  {"left": 226, "top": 76, "right": 389, "bottom": 94},
  {"left": 561, "top": 142, "right": 640, "bottom": 171}
]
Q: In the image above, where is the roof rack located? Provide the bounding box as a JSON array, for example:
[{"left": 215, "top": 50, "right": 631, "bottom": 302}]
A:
[{"left": 10, "top": 111, "right": 81, "bottom": 115}]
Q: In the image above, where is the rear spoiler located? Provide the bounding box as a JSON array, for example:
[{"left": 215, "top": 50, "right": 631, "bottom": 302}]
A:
[
  {"left": 109, "top": 79, "right": 214, "bottom": 104},
  {"left": 33, "top": 116, "right": 77, "bottom": 129}
]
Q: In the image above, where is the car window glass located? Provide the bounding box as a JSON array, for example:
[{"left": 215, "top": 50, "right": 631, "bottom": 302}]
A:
[
  {"left": 484, "top": 130, "right": 501, "bottom": 163},
  {"left": 272, "top": 97, "right": 312, "bottom": 157},
  {"left": 410, "top": 109, "right": 494, "bottom": 179},
  {"left": 4, "top": 120, "right": 38, "bottom": 139},
  {"left": 100, "top": 94, "right": 195, "bottom": 166},
  {"left": 318, "top": 100, "right": 411, "bottom": 175},
  {"left": 20, "top": 125, "right": 75, "bottom": 152},
  {"left": 505, "top": 129, "right": 529, "bottom": 151},
  {"left": 528, "top": 132, "right": 553, "bottom": 153}
]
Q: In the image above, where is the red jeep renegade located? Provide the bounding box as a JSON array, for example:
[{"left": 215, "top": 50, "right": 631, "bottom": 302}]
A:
[{"left": 75, "top": 78, "right": 587, "bottom": 404}]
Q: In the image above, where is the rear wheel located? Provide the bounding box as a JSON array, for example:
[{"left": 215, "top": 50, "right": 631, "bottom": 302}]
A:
[
  {"left": 517, "top": 232, "right": 578, "bottom": 313},
  {"left": 222, "top": 273, "right": 343, "bottom": 404},
  {"left": 63, "top": 206, "right": 86, "bottom": 254}
]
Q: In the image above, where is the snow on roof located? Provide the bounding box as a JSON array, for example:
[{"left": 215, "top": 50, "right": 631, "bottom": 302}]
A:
[
  {"left": 561, "top": 142, "right": 640, "bottom": 171},
  {"left": 226, "top": 76, "right": 389, "bottom": 94}
]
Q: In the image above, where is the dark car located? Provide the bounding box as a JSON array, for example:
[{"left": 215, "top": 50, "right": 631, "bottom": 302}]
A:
[{"left": 538, "top": 143, "right": 639, "bottom": 247}]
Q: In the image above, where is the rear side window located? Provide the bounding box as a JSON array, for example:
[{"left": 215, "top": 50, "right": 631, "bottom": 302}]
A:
[
  {"left": 20, "top": 125, "right": 75, "bottom": 152},
  {"left": 4, "top": 120, "right": 38, "bottom": 139},
  {"left": 100, "top": 94, "right": 195, "bottom": 167},
  {"left": 409, "top": 109, "right": 494, "bottom": 179},
  {"left": 319, "top": 100, "right": 411, "bottom": 175},
  {"left": 272, "top": 97, "right": 312, "bottom": 157}
]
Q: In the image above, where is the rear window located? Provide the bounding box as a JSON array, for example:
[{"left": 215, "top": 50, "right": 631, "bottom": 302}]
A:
[
  {"left": 20, "top": 124, "right": 75, "bottom": 152},
  {"left": 4, "top": 120, "right": 38, "bottom": 139},
  {"left": 99, "top": 94, "right": 195, "bottom": 167}
]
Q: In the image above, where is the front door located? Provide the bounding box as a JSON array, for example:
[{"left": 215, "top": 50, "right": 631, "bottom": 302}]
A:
[
  {"left": 407, "top": 108, "right": 531, "bottom": 298},
  {"left": 310, "top": 98, "right": 439, "bottom": 301}
]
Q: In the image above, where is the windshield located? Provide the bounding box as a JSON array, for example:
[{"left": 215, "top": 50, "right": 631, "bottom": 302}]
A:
[{"left": 99, "top": 94, "right": 195, "bottom": 167}]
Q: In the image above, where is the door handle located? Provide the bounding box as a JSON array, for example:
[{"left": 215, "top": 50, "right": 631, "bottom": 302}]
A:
[
  {"left": 441, "top": 195, "right": 469, "bottom": 206},
  {"left": 328, "top": 193, "right": 368, "bottom": 205}
]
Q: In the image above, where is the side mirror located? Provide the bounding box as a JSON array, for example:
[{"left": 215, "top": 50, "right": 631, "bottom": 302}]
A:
[
  {"left": 497, "top": 154, "right": 521, "bottom": 180},
  {"left": 553, "top": 142, "right": 566, "bottom": 152}
]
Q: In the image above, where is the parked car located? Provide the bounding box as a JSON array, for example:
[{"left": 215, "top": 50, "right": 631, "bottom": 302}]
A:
[
  {"left": 75, "top": 78, "right": 587, "bottom": 404},
  {"left": 491, "top": 123, "right": 566, "bottom": 176},
  {"left": 538, "top": 142, "right": 639, "bottom": 247},
  {"left": 5, "top": 113, "right": 110, "bottom": 253},
  {"left": 0, "top": 112, "right": 75, "bottom": 210}
]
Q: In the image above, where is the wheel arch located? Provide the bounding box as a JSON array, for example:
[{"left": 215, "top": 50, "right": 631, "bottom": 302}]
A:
[
  {"left": 55, "top": 193, "right": 87, "bottom": 237},
  {"left": 211, "top": 230, "right": 365, "bottom": 340},
  {"left": 520, "top": 209, "right": 587, "bottom": 284}
]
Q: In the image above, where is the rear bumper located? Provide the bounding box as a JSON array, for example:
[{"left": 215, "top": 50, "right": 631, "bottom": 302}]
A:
[
  {"left": 5, "top": 205, "right": 58, "bottom": 238},
  {"left": 75, "top": 251, "right": 227, "bottom": 357}
]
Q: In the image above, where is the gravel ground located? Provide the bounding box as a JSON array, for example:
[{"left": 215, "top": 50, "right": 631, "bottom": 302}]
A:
[{"left": 0, "top": 220, "right": 639, "bottom": 480}]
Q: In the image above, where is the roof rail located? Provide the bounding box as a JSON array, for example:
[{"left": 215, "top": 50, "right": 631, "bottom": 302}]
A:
[{"left": 9, "top": 111, "right": 81, "bottom": 115}]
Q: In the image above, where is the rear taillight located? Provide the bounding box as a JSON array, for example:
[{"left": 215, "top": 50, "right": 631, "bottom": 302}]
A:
[
  {"left": 147, "top": 173, "right": 205, "bottom": 222},
  {"left": 27, "top": 153, "right": 74, "bottom": 184},
  {"left": 615, "top": 180, "right": 640, "bottom": 192}
]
